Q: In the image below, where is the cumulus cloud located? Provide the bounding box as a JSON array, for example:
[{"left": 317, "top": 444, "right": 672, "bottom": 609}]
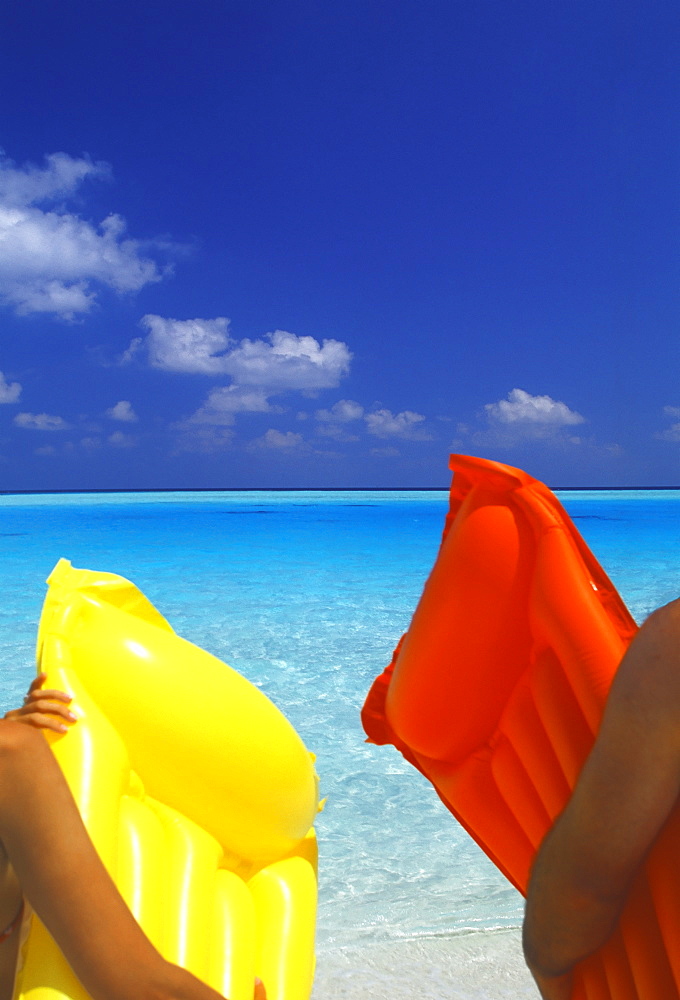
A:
[
  {"left": 454, "top": 388, "right": 587, "bottom": 449},
  {"left": 216, "top": 330, "right": 351, "bottom": 390},
  {"left": 144, "top": 316, "right": 354, "bottom": 442},
  {"left": 14, "top": 412, "right": 70, "bottom": 431},
  {"left": 315, "top": 399, "right": 364, "bottom": 423},
  {"left": 0, "top": 151, "right": 109, "bottom": 205},
  {"left": 138, "top": 315, "right": 352, "bottom": 390},
  {"left": 0, "top": 372, "right": 21, "bottom": 403},
  {"left": 250, "top": 429, "right": 305, "bottom": 450},
  {"left": 183, "top": 386, "right": 275, "bottom": 426},
  {"left": 141, "top": 316, "right": 232, "bottom": 374},
  {"left": 656, "top": 406, "right": 680, "bottom": 442},
  {"left": 106, "top": 400, "right": 137, "bottom": 422},
  {"left": 0, "top": 151, "right": 167, "bottom": 319},
  {"left": 485, "top": 389, "right": 585, "bottom": 427},
  {"left": 317, "top": 424, "right": 360, "bottom": 442},
  {"left": 364, "top": 408, "right": 432, "bottom": 440},
  {"left": 658, "top": 425, "right": 680, "bottom": 442},
  {"left": 108, "top": 431, "right": 136, "bottom": 448},
  {"left": 314, "top": 399, "right": 364, "bottom": 441},
  {"left": 119, "top": 337, "right": 143, "bottom": 364}
]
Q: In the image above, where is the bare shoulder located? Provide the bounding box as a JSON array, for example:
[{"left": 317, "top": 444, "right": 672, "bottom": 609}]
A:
[
  {"left": 640, "top": 595, "right": 680, "bottom": 639},
  {"left": 575, "top": 594, "right": 680, "bottom": 831},
  {"left": 607, "top": 597, "right": 680, "bottom": 727}
]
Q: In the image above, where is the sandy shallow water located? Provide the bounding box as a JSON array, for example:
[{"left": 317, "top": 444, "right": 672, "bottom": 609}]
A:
[{"left": 313, "top": 929, "right": 538, "bottom": 999}]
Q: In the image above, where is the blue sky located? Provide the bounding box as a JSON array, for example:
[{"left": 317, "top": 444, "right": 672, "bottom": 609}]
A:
[{"left": 1, "top": 1, "right": 679, "bottom": 488}]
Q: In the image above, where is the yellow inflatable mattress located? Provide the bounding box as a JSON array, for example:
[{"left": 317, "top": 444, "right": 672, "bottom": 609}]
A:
[{"left": 16, "top": 559, "right": 320, "bottom": 1000}]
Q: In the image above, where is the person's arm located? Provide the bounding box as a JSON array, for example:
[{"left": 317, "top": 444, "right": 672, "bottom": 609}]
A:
[
  {"left": 523, "top": 598, "right": 680, "bottom": 997},
  {"left": 1, "top": 675, "right": 267, "bottom": 1000},
  {"left": 527, "top": 968, "right": 573, "bottom": 1000}
]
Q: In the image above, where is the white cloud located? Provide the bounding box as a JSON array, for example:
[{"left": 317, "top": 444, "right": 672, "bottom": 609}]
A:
[
  {"left": 151, "top": 318, "right": 354, "bottom": 440},
  {"left": 108, "top": 431, "right": 136, "bottom": 448},
  {"left": 119, "top": 337, "right": 143, "bottom": 364},
  {"left": 106, "top": 400, "right": 137, "bottom": 422},
  {"left": 370, "top": 446, "right": 400, "bottom": 457},
  {"left": 184, "top": 386, "right": 275, "bottom": 426},
  {"left": 138, "top": 316, "right": 352, "bottom": 390},
  {"left": 455, "top": 388, "right": 588, "bottom": 449},
  {"left": 315, "top": 399, "right": 364, "bottom": 423},
  {"left": 658, "top": 424, "right": 680, "bottom": 442},
  {"left": 250, "top": 429, "right": 305, "bottom": 450},
  {"left": 314, "top": 399, "right": 364, "bottom": 441},
  {"left": 0, "top": 150, "right": 109, "bottom": 206},
  {"left": 0, "top": 151, "right": 167, "bottom": 319},
  {"left": 14, "top": 412, "right": 70, "bottom": 431},
  {"left": 317, "top": 424, "right": 360, "bottom": 442},
  {"left": 0, "top": 372, "right": 21, "bottom": 403},
  {"left": 485, "top": 389, "right": 585, "bottom": 427},
  {"left": 141, "top": 316, "right": 232, "bottom": 374},
  {"left": 364, "top": 408, "right": 432, "bottom": 440},
  {"left": 223, "top": 330, "right": 351, "bottom": 390},
  {"left": 656, "top": 406, "right": 680, "bottom": 442}
]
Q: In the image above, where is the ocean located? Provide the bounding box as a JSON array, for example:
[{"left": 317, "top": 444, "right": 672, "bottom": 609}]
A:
[{"left": 1, "top": 485, "right": 679, "bottom": 999}]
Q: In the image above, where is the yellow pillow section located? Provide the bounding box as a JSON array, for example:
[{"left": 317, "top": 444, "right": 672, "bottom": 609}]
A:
[{"left": 17, "top": 559, "right": 320, "bottom": 1000}]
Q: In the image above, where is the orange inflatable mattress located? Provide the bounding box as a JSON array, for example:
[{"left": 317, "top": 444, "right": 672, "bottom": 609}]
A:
[{"left": 362, "top": 454, "right": 680, "bottom": 1000}]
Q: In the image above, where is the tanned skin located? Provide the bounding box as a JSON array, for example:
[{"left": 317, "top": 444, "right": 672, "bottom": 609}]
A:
[
  {"left": 523, "top": 599, "right": 680, "bottom": 1000},
  {"left": 0, "top": 674, "right": 266, "bottom": 1000}
]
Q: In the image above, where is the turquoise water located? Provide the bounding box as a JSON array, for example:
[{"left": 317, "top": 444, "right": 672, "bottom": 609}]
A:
[{"left": 1, "top": 487, "right": 679, "bottom": 998}]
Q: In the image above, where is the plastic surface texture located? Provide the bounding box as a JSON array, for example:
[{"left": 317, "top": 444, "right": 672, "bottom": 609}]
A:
[
  {"left": 16, "top": 559, "right": 319, "bottom": 1000},
  {"left": 362, "top": 455, "right": 680, "bottom": 1000}
]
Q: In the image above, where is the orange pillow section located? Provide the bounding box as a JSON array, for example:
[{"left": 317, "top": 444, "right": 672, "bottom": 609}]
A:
[{"left": 362, "top": 455, "right": 680, "bottom": 1000}]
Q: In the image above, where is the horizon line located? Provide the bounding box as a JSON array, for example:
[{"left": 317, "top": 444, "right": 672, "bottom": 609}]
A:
[{"left": 3, "top": 484, "right": 680, "bottom": 496}]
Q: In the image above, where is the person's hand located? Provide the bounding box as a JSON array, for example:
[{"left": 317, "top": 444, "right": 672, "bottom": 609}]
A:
[
  {"left": 3, "top": 673, "right": 77, "bottom": 734},
  {"left": 254, "top": 977, "right": 266, "bottom": 1000}
]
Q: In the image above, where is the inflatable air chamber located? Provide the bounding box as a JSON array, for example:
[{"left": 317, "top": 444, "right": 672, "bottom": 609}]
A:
[
  {"left": 16, "top": 558, "right": 319, "bottom": 1000},
  {"left": 363, "top": 454, "right": 680, "bottom": 1000}
]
